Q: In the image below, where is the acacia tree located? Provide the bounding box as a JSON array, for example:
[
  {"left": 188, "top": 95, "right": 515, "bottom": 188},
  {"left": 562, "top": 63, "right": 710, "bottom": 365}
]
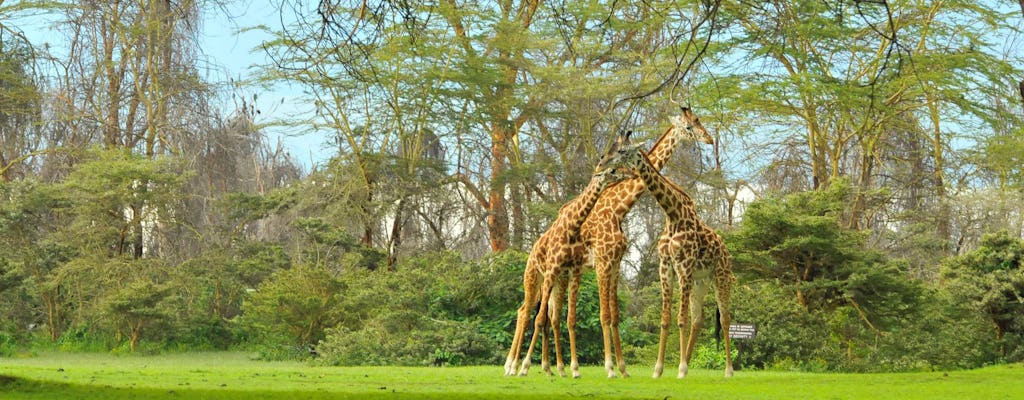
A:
[
  {"left": 0, "top": 29, "right": 42, "bottom": 182},
  {"left": 0, "top": 179, "right": 71, "bottom": 341},
  {"left": 710, "top": 0, "right": 1020, "bottom": 241},
  {"left": 52, "top": 150, "right": 187, "bottom": 344},
  {"left": 262, "top": 0, "right": 723, "bottom": 257}
]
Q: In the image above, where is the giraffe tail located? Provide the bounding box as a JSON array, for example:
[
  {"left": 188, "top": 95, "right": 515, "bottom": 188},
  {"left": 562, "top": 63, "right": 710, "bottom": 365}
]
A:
[{"left": 714, "top": 308, "right": 722, "bottom": 350}]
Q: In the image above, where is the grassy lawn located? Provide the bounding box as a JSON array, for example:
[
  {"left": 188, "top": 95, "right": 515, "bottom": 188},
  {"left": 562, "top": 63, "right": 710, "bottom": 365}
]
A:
[{"left": 1, "top": 352, "right": 1022, "bottom": 399}]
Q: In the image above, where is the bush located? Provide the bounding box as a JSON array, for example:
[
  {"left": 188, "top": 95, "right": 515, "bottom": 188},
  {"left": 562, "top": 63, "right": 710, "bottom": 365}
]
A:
[
  {"left": 314, "top": 251, "right": 525, "bottom": 366},
  {"left": 237, "top": 263, "right": 344, "bottom": 357},
  {"left": 56, "top": 325, "right": 113, "bottom": 352},
  {"left": 0, "top": 330, "right": 16, "bottom": 357},
  {"left": 728, "top": 282, "right": 837, "bottom": 371},
  {"left": 317, "top": 318, "right": 495, "bottom": 366}
]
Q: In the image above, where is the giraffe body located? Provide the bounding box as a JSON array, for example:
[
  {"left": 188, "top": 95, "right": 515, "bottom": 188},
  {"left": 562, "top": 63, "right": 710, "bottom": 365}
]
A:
[{"left": 605, "top": 139, "right": 736, "bottom": 379}]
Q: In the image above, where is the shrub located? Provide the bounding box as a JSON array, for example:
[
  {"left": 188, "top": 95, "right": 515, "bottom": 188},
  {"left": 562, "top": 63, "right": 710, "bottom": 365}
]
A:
[
  {"left": 237, "top": 263, "right": 344, "bottom": 357},
  {"left": 315, "top": 251, "right": 526, "bottom": 366},
  {"left": 0, "top": 330, "right": 16, "bottom": 357}
]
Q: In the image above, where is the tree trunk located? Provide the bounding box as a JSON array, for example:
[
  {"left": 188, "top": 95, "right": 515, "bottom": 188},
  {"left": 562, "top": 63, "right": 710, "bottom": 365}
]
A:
[
  {"left": 130, "top": 320, "right": 142, "bottom": 352},
  {"left": 361, "top": 182, "right": 374, "bottom": 247},
  {"left": 487, "top": 122, "right": 511, "bottom": 252},
  {"left": 848, "top": 151, "right": 875, "bottom": 230},
  {"left": 386, "top": 198, "right": 406, "bottom": 270},
  {"left": 101, "top": 3, "right": 123, "bottom": 149},
  {"left": 927, "top": 98, "right": 950, "bottom": 252},
  {"left": 44, "top": 291, "right": 61, "bottom": 341},
  {"left": 0, "top": 152, "right": 8, "bottom": 182}
]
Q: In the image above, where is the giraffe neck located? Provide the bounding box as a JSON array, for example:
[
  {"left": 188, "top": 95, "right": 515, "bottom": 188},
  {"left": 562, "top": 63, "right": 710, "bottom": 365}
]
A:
[
  {"left": 645, "top": 124, "right": 684, "bottom": 171},
  {"left": 593, "top": 123, "right": 686, "bottom": 220},
  {"left": 634, "top": 152, "right": 695, "bottom": 224},
  {"left": 561, "top": 177, "right": 608, "bottom": 234}
]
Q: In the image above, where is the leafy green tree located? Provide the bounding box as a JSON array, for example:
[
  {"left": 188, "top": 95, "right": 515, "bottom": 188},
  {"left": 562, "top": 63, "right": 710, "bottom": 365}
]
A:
[
  {"left": 730, "top": 180, "right": 918, "bottom": 313},
  {"left": 238, "top": 263, "right": 344, "bottom": 356},
  {"left": 942, "top": 231, "right": 1024, "bottom": 360},
  {"left": 60, "top": 148, "right": 188, "bottom": 258},
  {"left": 262, "top": 0, "right": 722, "bottom": 256},
  {"left": 99, "top": 257, "right": 174, "bottom": 352},
  {"left": 0, "top": 179, "right": 74, "bottom": 341},
  {"left": 707, "top": 0, "right": 1021, "bottom": 240},
  {"left": 29, "top": 149, "right": 188, "bottom": 347},
  {"left": 727, "top": 179, "right": 924, "bottom": 364},
  {"left": 169, "top": 242, "right": 291, "bottom": 350}
]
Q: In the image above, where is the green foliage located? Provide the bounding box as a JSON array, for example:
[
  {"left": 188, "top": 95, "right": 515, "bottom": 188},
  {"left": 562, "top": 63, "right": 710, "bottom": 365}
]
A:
[
  {"left": 721, "top": 182, "right": 960, "bottom": 371},
  {"left": 60, "top": 148, "right": 188, "bottom": 255},
  {"left": 729, "top": 282, "right": 831, "bottom": 371},
  {"left": 728, "top": 280, "right": 994, "bottom": 372},
  {"left": 167, "top": 242, "right": 292, "bottom": 350},
  {"left": 292, "top": 218, "right": 385, "bottom": 270},
  {"left": 0, "top": 330, "right": 16, "bottom": 357},
  {"left": 727, "top": 179, "right": 923, "bottom": 328},
  {"left": 238, "top": 264, "right": 344, "bottom": 353},
  {"left": 56, "top": 325, "right": 112, "bottom": 353},
  {"left": 315, "top": 251, "right": 524, "bottom": 366},
  {"left": 942, "top": 231, "right": 1024, "bottom": 361},
  {"left": 0, "top": 179, "right": 72, "bottom": 340},
  {"left": 689, "top": 340, "right": 739, "bottom": 371}
]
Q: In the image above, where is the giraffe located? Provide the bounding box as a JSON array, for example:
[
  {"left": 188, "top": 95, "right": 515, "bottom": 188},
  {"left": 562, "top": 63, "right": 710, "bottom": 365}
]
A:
[
  {"left": 578, "top": 108, "right": 714, "bottom": 378},
  {"left": 504, "top": 133, "right": 632, "bottom": 377},
  {"left": 603, "top": 133, "right": 736, "bottom": 379},
  {"left": 504, "top": 108, "right": 714, "bottom": 378}
]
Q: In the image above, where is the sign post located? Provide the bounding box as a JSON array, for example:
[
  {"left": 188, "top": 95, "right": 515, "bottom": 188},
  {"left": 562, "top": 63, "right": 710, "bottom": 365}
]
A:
[{"left": 728, "top": 323, "right": 756, "bottom": 369}]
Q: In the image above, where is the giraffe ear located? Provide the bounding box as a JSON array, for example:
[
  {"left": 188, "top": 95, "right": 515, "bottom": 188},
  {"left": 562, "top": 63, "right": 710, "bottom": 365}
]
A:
[
  {"left": 603, "top": 130, "right": 631, "bottom": 158},
  {"left": 613, "top": 130, "right": 632, "bottom": 150}
]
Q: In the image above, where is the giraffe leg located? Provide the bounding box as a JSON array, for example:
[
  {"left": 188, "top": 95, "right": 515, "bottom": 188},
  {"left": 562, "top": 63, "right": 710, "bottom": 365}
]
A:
[
  {"left": 505, "top": 268, "right": 539, "bottom": 376},
  {"left": 718, "top": 302, "right": 734, "bottom": 378},
  {"left": 676, "top": 264, "right": 694, "bottom": 379},
  {"left": 519, "top": 273, "right": 554, "bottom": 376},
  {"left": 605, "top": 248, "right": 629, "bottom": 378},
  {"left": 596, "top": 259, "right": 617, "bottom": 378},
  {"left": 548, "top": 274, "right": 568, "bottom": 377},
  {"left": 715, "top": 259, "right": 736, "bottom": 378},
  {"left": 653, "top": 257, "right": 673, "bottom": 379},
  {"left": 682, "top": 282, "right": 708, "bottom": 379},
  {"left": 567, "top": 268, "right": 582, "bottom": 378}
]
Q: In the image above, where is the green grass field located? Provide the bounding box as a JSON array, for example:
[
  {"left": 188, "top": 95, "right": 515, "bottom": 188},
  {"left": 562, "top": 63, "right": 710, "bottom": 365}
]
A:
[{"left": 1, "top": 352, "right": 1021, "bottom": 399}]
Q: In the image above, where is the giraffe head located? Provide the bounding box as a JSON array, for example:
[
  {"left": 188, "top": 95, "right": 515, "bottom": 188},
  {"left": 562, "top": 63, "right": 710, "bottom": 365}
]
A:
[
  {"left": 594, "top": 130, "right": 646, "bottom": 181},
  {"left": 594, "top": 130, "right": 638, "bottom": 184},
  {"left": 671, "top": 107, "right": 714, "bottom": 145}
]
